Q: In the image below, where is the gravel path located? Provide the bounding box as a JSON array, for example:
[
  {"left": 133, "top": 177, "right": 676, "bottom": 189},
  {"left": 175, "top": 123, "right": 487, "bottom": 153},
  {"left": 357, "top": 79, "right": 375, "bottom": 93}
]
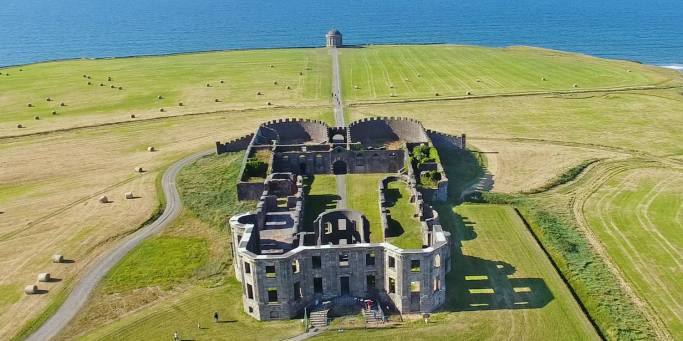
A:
[
  {"left": 28, "top": 149, "right": 213, "bottom": 341},
  {"left": 330, "top": 47, "right": 348, "bottom": 208}
]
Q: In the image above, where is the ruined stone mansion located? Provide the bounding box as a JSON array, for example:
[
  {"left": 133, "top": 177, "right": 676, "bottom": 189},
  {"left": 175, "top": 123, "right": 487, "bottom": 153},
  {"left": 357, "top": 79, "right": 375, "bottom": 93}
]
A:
[{"left": 216, "top": 117, "right": 467, "bottom": 321}]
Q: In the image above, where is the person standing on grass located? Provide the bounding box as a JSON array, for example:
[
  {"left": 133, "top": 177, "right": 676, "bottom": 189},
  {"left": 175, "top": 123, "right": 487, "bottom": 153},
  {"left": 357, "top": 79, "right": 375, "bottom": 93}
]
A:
[
  {"left": 213, "top": 311, "right": 219, "bottom": 323},
  {"left": 173, "top": 330, "right": 179, "bottom": 341}
]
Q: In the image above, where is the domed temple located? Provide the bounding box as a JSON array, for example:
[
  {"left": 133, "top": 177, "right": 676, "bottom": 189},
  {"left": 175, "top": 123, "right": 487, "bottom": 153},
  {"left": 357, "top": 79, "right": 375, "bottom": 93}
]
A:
[{"left": 326, "top": 29, "right": 342, "bottom": 47}]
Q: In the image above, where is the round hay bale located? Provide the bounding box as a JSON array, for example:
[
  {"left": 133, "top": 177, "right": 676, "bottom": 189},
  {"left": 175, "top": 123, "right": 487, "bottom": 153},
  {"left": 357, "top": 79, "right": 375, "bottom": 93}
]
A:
[
  {"left": 37, "top": 273, "right": 51, "bottom": 282},
  {"left": 17, "top": 124, "right": 23, "bottom": 128},
  {"left": 110, "top": 85, "right": 116, "bottom": 89},
  {"left": 118, "top": 86, "right": 123, "bottom": 90},
  {"left": 24, "top": 285, "right": 38, "bottom": 295},
  {"left": 130, "top": 114, "right": 136, "bottom": 118},
  {"left": 476, "top": 79, "right": 481, "bottom": 82},
  {"left": 466, "top": 91, "right": 472, "bottom": 95},
  {"left": 541, "top": 77, "right": 547, "bottom": 81},
  {"left": 124, "top": 192, "right": 134, "bottom": 199},
  {"left": 46, "top": 97, "right": 52, "bottom": 102},
  {"left": 273, "top": 81, "right": 278, "bottom": 85},
  {"left": 286, "top": 86, "right": 291, "bottom": 90},
  {"left": 178, "top": 102, "right": 183, "bottom": 106},
  {"left": 269, "top": 64, "right": 274, "bottom": 68},
  {"left": 266, "top": 101, "right": 272, "bottom": 106},
  {"left": 87, "top": 82, "right": 92, "bottom": 85},
  {"left": 159, "top": 108, "right": 165, "bottom": 112},
  {"left": 214, "top": 98, "right": 220, "bottom": 102},
  {"left": 27, "top": 103, "right": 33, "bottom": 107},
  {"left": 220, "top": 80, "right": 224, "bottom": 84},
  {"left": 60, "top": 102, "right": 65, "bottom": 106},
  {"left": 52, "top": 254, "right": 64, "bottom": 263},
  {"left": 83, "top": 74, "right": 87, "bottom": 78},
  {"left": 107, "top": 76, "right": 112, "bottom": 81},
  {"left": 299, "top": 72, "right": 303, "bottom": 76},
  {"left": 157, "top": 95, "right": 163, "bottom": 100},
  {"left": 87, "top": 76, "right": 91, "bottom": 79},
  {"left": 99, "top": 195, "right": 109, "bottom": 203},
  {"left": 134, "top": 167, "right": 143, "bottom": 173},
  {"left": 147, "top": 146, "right": 155, "bottom": 152},
  {"left": 573, "top": 84, "right": 578, "bottom": 88},
  {"left": 627, "top": 69, "right": 632, "bottom": 73},
  {"left": 19, "top": 68, "right": 23, "bottom": 72},
  {"left": 100, "top": 83, "right": 105, "bottom": 86},
  {"left": 434, "top": 92, "right": 440, "bottom": 96},
  {"left": 52, "top": 111, "right": 57, "bottom": 115},
  {"left": 257, "top": 91, "right": 262, "bottom": 95},
  {"left": 389, "top": 85, "right": 394, "bottom": 89},
  {"left": 417, "top": 74, "right": 422, "bottom": 77},
  {"left": 206, "top": 83, "right": 211, "bottom": 87},
  {"left": 34, "top": 116, "right": 40, "bottom": 120}
]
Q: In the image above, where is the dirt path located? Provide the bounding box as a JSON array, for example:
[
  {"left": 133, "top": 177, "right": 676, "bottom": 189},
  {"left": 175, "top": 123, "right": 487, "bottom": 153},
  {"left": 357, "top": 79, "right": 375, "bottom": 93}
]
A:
[{"left": 27, "top": 149, "right": 213, "bottom": 341}]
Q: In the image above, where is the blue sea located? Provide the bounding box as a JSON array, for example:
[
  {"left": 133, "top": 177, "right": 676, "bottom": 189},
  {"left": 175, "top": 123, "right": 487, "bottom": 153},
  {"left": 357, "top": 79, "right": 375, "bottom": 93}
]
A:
[{"left": 1, "top": 0, "right": 682, "bottom": 69}]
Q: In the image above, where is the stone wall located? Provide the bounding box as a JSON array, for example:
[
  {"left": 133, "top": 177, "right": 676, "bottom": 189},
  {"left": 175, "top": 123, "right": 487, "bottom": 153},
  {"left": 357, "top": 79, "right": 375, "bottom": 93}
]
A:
[
  {"left": 215, "top": 133, "right": 254, "bottom": 154},
  {"left": 253, "top": 118, "right": 330, "bottom": 145},
  {"left": 426, "top": 130, "right": 466, "bottom": 150},
  {"left": 349, "top": 117, "right": 429, "bottom": 146}
]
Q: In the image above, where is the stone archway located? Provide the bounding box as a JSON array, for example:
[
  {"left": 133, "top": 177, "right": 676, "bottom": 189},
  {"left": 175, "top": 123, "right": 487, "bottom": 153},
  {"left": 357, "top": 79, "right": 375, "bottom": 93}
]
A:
[{"left": 332, "top": 160, "right": 348, "bottom": 175}]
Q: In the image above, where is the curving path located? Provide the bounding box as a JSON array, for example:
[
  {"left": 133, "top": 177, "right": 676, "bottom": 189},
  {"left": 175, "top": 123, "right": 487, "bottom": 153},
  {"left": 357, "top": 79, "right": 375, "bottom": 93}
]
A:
[{"left": 28, "top": 149, "right": 213, "bottom": 341}]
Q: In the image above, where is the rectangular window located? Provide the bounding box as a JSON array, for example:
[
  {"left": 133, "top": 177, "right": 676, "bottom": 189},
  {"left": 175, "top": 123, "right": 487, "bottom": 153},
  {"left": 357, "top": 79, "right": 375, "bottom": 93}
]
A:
[
  {"left": 433, "top": 276, "right": 441, "bottom": 292},
  {"left": 388, "top": 256, "right": 395, "bottom": 268},
  {"left": 339, "top": 253, "right": 349, "bottom": 267},
  {"left": 267, "top": 288, "right": 278, "bottom": 303},
  {"left": 366, "top": 275, "right": 375, "bottom": 289},
  {"left": 411, "top": 259, "right": 421, "bottom": 272},
  {"left": 389, "top": 277, "right": 396, "bottom": 294},
  {"left": 247, "top": 284, "right": 254, "bottom": 299},
  {"left": 292, "top": 260, "right": 300, "bottom": 273},
  {"left": 314, "top": 277, "right": 323, "bottom": 294},
  {"left": 312, "top": 255, "right": 322, "bottom": 269},
  {"left": 293, "top": 282, "right": 302, "bottom": 300},
  {"left": 366, "top": 252, "right": 375, "bottom": 266},
  {"left": 266, "top": 265, "right": 276, "bottom": 278},
  {"left": 244, "top": 262, "right": 251, "bottom": 274}
]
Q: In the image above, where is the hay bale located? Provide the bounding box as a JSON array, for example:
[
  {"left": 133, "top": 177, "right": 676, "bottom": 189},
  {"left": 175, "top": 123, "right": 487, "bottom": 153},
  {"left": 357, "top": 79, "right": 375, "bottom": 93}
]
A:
[
  {"left": 541, "top": 77, "right": 547, "bottom": 81},
  {"left": 147, "top": 146, "right": 155, "bottom": 152},
  {"left": 24, "top": 285, "right": 38, "bottom": 295},
  {"left": 99, "top": 195, "right": 109, "bottom": 203},
  {"left": 46, "top": 97, "right": 52, "bottom": 102},
  {"left": 214, "top": 98, "right": 220, "bottom": 102},
  {"left": 100, "top": 83, "right": 105, "bottom": 86},
  {"left": 466, "top": 91, "right": 472, "bottom": 95},
  {"left": 125, "top": 192, "right": 134, "bottom": 199},
  {"left": 110, "top": 85, "right": 115, "bottom": 88},
  {"left": 299, "top": 72, "right": 303, "bottom": 76},
  {"left": 83, "top": 74, "right": 87, "bottom": 78},
  {"left": 37, "top": 273, "right": 51, "bottom": 282},
  {"left": 87, "top": 82, "right": 92, "bottom": 85},
  {"left": 389, "top": 85, "right": 394, "bottom": 89},
  {"left": 107, "top": 76, "right": 112, "bottom": 81},
  {"left": 266, "top": 101, "right": 272, "bottom": 106},
  {"left": 60, "top": 102, "right": 65, "bottom": 106},
  {"left": 417, "top": 74, "right": 422, "bottom": 77},
  {"left": 273, "top": 81, "right": 278, "bottom": 85},
  {"left": 17, "top": 124, "right": 23, "bottom": 128},
  {"left": 627, "top": 69, "right": 632, "bottom": 73},
  {"left": 157, "top": 95, "right": 163, "bottom": 99},
  {"left": 206, "top": 83, "right": 211, "bottom": 87},
  {"left": 52, "top": 111, "right": 57, "bottom": 115},
  {"left": 159, "top": 108, "right": 165, "bottom": 112},
  {"left": 434, "top": 92, "right": 440, "bottom": 96},
  {"left": 573, "top": 84, "right": 578, "bottom": 88},
  {"left": 52, "top": 254, "right": 64, "bottom": 263},
  {"left": 118, "top": 86, "right": 123, "bottom": 90},
  {"left": 27, "top": 103, "right": 33, "bottom": 107},
  {"left": 130, "top": 114, "right": 136, "bottom": 118},
  {"left": 269, "top": 64, "right": 274, "bottom": 68},
  {"left": 134, "top": 167, "right": 143, "bottom": 173},
  {"left": 220, "top": 80, "right": 224, "bottom": 84},
  {"left": 286, "top": 86, "right": 291, "bottom": 90},
  {"left": 178, "top": 102, "right": 183, "bottom": 106},
  {"left": 34, "top": 116, "right": 40, "bottom": 120},
  {"left": 87, "top": 76, "right": 91, "bottom": 79},
  {"left": 476, "top": 79, "right": 481, "bottom": 82},
  {"left": 257, "top": 91, "right": 262, "bottom": 95}
]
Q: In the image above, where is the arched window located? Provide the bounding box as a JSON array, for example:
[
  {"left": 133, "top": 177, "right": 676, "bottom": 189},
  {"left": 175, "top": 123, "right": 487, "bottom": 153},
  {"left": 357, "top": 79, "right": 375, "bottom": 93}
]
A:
[{"left": 434, "top": 254, "right": 441, "bottom": 268}]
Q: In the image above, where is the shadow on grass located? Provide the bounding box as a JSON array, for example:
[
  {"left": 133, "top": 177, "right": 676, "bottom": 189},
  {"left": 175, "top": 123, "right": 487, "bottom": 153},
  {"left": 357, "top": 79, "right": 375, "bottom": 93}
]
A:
[
  {"left": 383, "top": 187, "right": 405, "bottom": 238},
  {"left": 431, "top": 146, "right": 554, "bottom": 312}
]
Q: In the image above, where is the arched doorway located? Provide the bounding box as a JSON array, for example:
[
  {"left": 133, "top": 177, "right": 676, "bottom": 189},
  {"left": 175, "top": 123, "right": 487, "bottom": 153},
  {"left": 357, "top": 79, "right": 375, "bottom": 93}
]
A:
[{"left": 333, "top": 160, "right": 347, "bottom": 174}]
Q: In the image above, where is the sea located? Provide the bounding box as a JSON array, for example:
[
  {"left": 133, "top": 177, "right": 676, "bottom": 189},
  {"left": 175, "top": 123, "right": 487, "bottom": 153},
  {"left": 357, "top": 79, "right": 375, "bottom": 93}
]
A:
[{"left": 1, "top": 0, "right": 682, "bottom": 70}]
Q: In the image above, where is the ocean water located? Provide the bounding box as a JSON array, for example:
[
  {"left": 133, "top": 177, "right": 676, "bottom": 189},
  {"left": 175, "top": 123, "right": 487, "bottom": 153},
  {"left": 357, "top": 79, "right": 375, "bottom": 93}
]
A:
[{"left": 1, "top": 0, "right": 682, "bottom": 68}]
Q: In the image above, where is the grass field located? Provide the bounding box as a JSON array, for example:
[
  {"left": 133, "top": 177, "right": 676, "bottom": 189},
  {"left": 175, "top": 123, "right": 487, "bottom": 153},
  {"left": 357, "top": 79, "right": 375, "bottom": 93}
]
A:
[
  {"left": 314, "top": 204, "right": 598, "bottom": 340},
  {"left": 0, "top": 48, "right": 331, "bottom": 136},
  {"left": 345, "top": 174, "right": 385, "bottom": 243},
  {"left": 384, "top": 180, "right": 423, "bottom": 249},
  {"left": 584, "top": 167, "right": 683, "bottom": 338},
  {"left": 302, "top": 175, "right": 339, "bottom": 230},
  {"left": 340, "top": 45, "right": 680, "bottom": 102}
]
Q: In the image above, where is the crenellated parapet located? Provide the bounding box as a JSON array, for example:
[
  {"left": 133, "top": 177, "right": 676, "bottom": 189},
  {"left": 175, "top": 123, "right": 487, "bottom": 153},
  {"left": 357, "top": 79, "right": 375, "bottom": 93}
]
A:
[
  {"left": 426, "top": 129, "right": 466, "bottom": 150},
  {"left": 215, "top": 133, "right": 255, "bottom": 155}
]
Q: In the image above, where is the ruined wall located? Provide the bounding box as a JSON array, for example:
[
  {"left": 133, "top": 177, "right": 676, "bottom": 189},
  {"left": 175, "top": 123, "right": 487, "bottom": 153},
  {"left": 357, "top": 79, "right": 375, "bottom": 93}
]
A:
[
  {"left": 215, "top": 133, "right": 255, "bottom": 154},
  {"left": 426, "top": 130, "right": 466, "bottom": 150},
  {"left": 254, "top": 118, "right": 330, "bottom": 145},
  {"left": 349, "top": 117, "right": 429, "bottom": 146}
]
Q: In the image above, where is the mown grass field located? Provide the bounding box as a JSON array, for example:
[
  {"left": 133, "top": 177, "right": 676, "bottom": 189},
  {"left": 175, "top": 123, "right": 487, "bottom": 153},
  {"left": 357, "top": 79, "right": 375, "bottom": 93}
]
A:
[
  {"left": 340, "top": 45, "right": 680, "bottom": 102},
  {"left": 314, "top": 204, "right": 598, "bottom": 340},
  {"left": 384, "top": 180, "right": 423, "bottom": 249},
  {"left": 0, "top": 48, "right": 331, "bottom": 135},
  {"left": 345, "top": 174, "right": 385, "bottom": 243},
  {"left": 584, "top": 167, "right": 683, "bottom": 338},
  {"left": 302, "top": 175, "right": 339, "bottom": 229}
]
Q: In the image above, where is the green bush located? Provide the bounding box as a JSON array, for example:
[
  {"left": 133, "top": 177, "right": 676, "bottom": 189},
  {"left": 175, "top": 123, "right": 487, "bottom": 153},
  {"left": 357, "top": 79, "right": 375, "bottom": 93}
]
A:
[
  {"left": 244, "top": 158, "right": 268, "bottom": 180},
  {"left": 420, "top": 170, "right": 441, "bottom": 188}
]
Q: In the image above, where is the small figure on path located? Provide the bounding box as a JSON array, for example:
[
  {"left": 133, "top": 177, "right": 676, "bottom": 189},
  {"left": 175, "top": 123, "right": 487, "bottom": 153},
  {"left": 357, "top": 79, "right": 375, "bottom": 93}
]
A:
[
  {"left": 173, "top": 330, "right": 179, "bottom": 341},
  {"left": 213, "top": 311, "right": 219, "bottom": 323}
]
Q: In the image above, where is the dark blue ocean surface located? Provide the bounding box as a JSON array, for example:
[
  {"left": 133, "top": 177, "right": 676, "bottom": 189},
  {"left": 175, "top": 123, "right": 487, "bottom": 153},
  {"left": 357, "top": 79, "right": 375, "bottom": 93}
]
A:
[{"left": 1, "top": 0, "right": 681, "bottom": 68}]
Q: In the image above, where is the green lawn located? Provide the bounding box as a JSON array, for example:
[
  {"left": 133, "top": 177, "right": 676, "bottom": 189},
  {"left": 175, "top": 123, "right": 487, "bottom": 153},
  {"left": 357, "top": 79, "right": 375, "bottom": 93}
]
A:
[
  {"left": 0, "top": 48, "right": 331, "bottom": 128},
  {"left": 385, "top": 180, "right": 423, "bottom": 249},
  {"left": 584, "top": 168, "right": 683, "bottom": 338},
  {"left": 345, "top": 174, "right": 385, "bottom": 243},
  {"left": 340, "top": 45, "right": 680, "bottom": 102},
  {"left": 302, "top": 175, "right": 339, "bottom": 230},
  {"left": 314, "top": 204, "right": 598, "bottom": 340}
]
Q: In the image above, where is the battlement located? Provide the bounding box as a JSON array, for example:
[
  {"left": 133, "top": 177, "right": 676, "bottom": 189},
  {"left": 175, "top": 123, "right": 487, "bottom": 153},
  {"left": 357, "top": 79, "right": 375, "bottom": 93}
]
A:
[{"left": 215, "top": 133, "right": 254, "bottom": 155}]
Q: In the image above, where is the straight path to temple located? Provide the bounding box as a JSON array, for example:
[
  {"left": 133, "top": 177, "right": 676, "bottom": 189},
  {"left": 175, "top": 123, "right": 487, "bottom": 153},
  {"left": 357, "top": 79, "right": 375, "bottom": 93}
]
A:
[{"left": 330, "top": 47, "right": 348, "bottom": 209}]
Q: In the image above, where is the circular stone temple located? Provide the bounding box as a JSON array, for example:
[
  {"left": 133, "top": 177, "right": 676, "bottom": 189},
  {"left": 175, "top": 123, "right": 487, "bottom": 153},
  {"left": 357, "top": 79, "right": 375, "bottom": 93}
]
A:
[{"left": 326, "top": 29, "right": 342, "bottom": 47}]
